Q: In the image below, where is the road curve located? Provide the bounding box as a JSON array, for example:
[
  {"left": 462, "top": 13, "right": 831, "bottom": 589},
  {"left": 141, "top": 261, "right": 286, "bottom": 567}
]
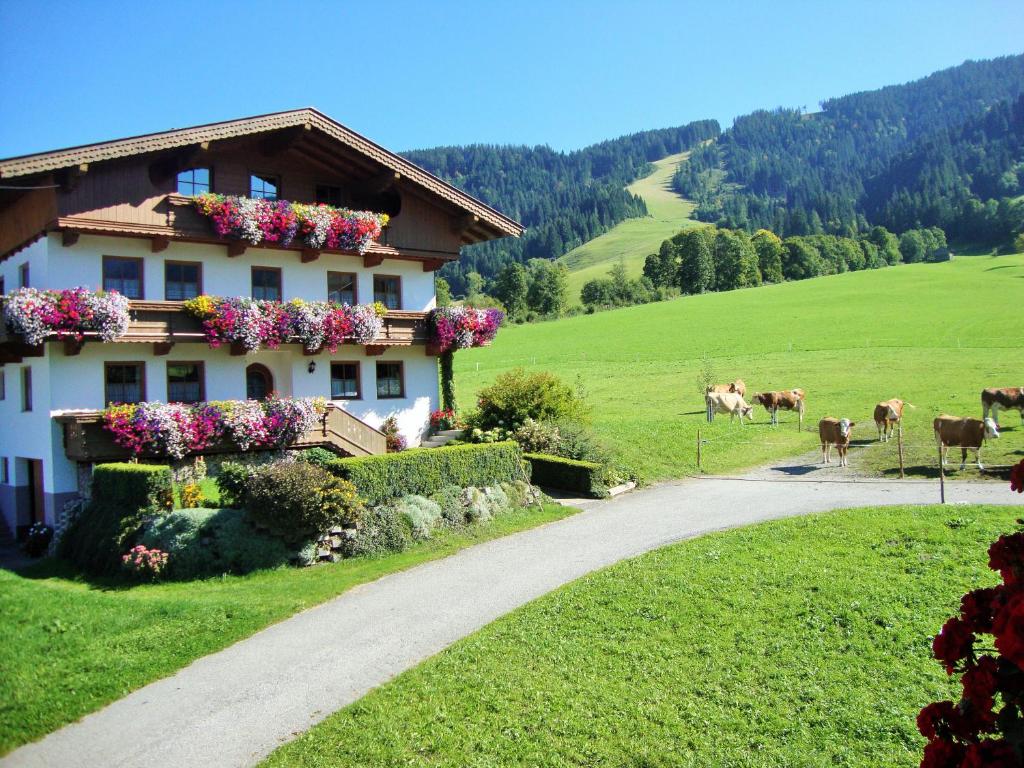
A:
[{"left": 5, "top": 470, "right": 1022, "bottom": 767}]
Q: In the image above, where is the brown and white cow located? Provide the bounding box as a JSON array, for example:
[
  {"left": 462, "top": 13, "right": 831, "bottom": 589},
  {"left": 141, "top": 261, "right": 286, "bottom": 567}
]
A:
[
  {"left": 934, "top": 415, "right": 1000, "bottom": 470},
  {"left": 753, "top": 389, "right": 806, "bottom": 426},
  {"left": 873, "top": 398, "right": 914, "bottom": 442},
  {"left": 705, "top": 391, "right": 755, "bottom": 425},
  {"left": 819, "top": 417, "right": 855, "bottom": 467},
  {"left": 982, "top": 387, "right": 1024, "bottom": 427},
  {"left": 705, "top": 380, "right": 746, "bottom": 421}
]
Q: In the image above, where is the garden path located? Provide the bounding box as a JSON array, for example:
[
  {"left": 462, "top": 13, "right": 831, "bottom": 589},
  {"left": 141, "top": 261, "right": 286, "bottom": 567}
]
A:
[{"left": 5, "top": 465, "right": 1023, "bottom": 768}]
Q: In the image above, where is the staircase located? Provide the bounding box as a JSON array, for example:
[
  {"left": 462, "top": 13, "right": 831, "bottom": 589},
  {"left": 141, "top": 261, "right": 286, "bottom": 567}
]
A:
[
  {"left": 295, "top": 405, "right": 388, "bottom": 457},
  {"left": 420, "top": 429, "right": 463, "bottom": 449}
]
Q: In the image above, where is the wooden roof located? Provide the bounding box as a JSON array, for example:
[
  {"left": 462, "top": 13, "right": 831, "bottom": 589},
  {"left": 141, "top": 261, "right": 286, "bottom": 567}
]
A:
[{"left": 0, "top": 108, "right": 523, "bottom": 240}]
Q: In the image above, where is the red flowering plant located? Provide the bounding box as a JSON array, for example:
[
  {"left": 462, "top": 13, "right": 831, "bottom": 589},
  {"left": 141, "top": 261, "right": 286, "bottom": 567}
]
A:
[
  {"left": 916, "top": 460, "right": 1024, "bottom": 767},
  {"left": 430, "top": 408, "right": 458, "bottom": 431}
]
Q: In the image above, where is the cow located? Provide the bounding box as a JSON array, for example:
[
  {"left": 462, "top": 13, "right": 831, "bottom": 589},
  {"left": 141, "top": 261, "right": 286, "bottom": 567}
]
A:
[
  {"left": 982, "top": 387, "right": 1024, "bottom": 428},
  {"left": 819, "top": 417, "right": 855, "bottom": 467},
  {"left": 705, "top": 379, "right": 746, "bottom": 421},
  {"left": 705, "top": 391, "right": 755, "bottom": 425},
  {"left": 873, "top": 398, "right": 914, "bottom": 442},
  {"left": 933, "top": 415, "right": 1000, "bottom": 470},
  {"left": 753, "top": 389, "right": 806, "bottom": 426}
]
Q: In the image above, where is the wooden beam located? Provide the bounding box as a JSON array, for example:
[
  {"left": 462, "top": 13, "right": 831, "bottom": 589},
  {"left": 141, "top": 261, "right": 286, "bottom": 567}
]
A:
[
  {"left": 230, "top": 341, "right": 247, "bottom": 357},
  {"left": 300, "top": 248, "right": 320, "bottom": 263},
  {"left": 302, "top": 346, "right": 321, "bottom": 357},
  {"left": 259, "top": 124, "right": 311, "bottom": 157},
  {"left": 153, "top": 342, "right": 174, "bottom": 356},
  {"left": 226, "top": 241, "right": 246, "bottom": 258},
  {"left": 0, "top": 352, "right": 23, "bottom": 364},
  {"left": 151, "top": 235, "right": 170, "bottom": 253},
  {"left": 363, "top": 253, "right": 384, "bottom": 268},
  {"left": 364, "top": 345, "right": 387, "bottom": 357},
  {"left": 422, "top": 258, "right": 445, "bottom": 272},
  {"left": 63, "top": 338, "right": 84, "bottom": 356},
  {"left": 355, "top": 170, "right": 400, "bottom": 196},
  {"left": 62, "top": 230, "right": 80, "bottom": 247},
  {"left": 425, "top": 343, "right": 442, "bottom": 357},
  {"left": 57, "top": 164, "right": 88, "bottom": 192},
  {"left": 148, "top": 143, "right": 210, "bottom": 186},
  {"left": 451, "top": 213, "right": 479, "bottom": 235}
]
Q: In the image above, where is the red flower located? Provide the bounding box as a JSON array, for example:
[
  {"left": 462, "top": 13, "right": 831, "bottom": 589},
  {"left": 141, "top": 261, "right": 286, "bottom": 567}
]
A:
[
  {"left": 994, "top": 592, "right": 1024, "bottom": 669},
  {"left": 918, "top": 701, "right": 959, "bottom": 739},
  {"left": 920, "top": 737, "right": 966, "bottom": 768},
  {"left": 962, "top": 655, "right": 1000, "bottom": 712},
  {"left": 962, "top": 587, "right": 1003, "bottom": 633},
  {"left": 990, "top": 533, "right": 1024, "bottom": 585},
  {"left": 961, "top": 739, "right": 1021, "bottom": 768},
  {"left": 1012, "top": 460, "right": 1024, "bottom": 493},
  {"left": 933, "top": 617, "right": 975, "bottom": 674}
]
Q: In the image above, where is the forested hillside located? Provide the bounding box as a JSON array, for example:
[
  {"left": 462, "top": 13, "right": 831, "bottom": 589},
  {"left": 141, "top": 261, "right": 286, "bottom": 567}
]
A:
[
  {"left": 403, "top": 121, "right": 719, "bottom": 293},
  {"left": 676, "top": 54, "right": 1024, "bottom": 240}
]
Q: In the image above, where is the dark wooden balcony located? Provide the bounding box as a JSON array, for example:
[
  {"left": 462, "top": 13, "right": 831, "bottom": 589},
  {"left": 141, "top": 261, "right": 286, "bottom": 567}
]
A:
[{"left": 0, "top": 300, "right": 432, "bottom": 361}]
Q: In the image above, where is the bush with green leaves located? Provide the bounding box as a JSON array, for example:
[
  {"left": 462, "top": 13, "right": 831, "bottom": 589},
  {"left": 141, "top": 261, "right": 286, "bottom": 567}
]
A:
[
  {"left": 394, "top": 495, "right": 443, "bottom": 540},
  {"left": 215, "top": 461, "right": 256, "bottom": 509},
  {"left": 430, "top": 484, "right": 467, "bottom": 528},
  {"left": 471, "top": 368, "right": 589, "bottom": 431},
  {"left": 511, "top": 418, "right": 563, "bottom": 454},
  {"left": 245, "top": 462, "right": 364, "bottom": 544},
  {"left": 139, "top": 508, "right": 312, "bottom": 579},
  {"left": 296, "top": 447, "right": 338, "bottom": 470},
  {"left": 345, "top": 505, "right": 412, "bottom": 557}
]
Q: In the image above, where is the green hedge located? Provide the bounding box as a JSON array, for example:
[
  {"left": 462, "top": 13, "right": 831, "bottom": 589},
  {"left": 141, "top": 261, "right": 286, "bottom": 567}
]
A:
[
  {"left": 60, "top": 463, "right": 173, "bottom": 575},
  {"left": 326, "top": 442, "right": 524, "bottom": 506},
  {"left": 524, "top": 453, "right": 607, "bottom": 498}
]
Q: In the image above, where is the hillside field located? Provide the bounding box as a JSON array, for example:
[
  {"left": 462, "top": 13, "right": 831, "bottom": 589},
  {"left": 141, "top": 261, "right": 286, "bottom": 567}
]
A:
[
  {"left": 558, "top": 151, "right": 702, "bottom": 301},
  {"left": 456, "top": 253, "right": 1024, "bottom": 481}
]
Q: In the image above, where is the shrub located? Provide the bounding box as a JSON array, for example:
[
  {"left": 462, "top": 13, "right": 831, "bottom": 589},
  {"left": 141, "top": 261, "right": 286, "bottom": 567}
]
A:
[
  {"left": 297, "top": 447, "right": 337, "bottom": 469},
  {"left": 215, "top": 461, "right": 256, "bottom": 508},
  {"left": 59, "top": 463, "right": 173, "bottom": 575},
  {"left": 381, "top": 415, "right": 407, "bottom": 452},
  {"left": 511, "top": 418, "right": 562, "bottom": 454},
  {"left": 552, "top": 420, "right": 612, "bottom": 464},
  {"left": 325, "top": 442, "right": 524, "bottom": 506},
  {"left": 500, "top": 480, "right": 533, "bottom": 510},
  {"left": 23, "top": 523, "right": 53, "bottom": 558},
  {"left": 395, "top": 495, "right": 443, "bottom": 540},
  {"left": 524, "top": 453, "right": 609, "bottom": 498},
  {"left": 180, "top": 483, "right": 204, "bottom": 509},
  {"left": 245, "top": 462, "right": 364, "bottom": 544},
  {"left": 462, "top": 487, "right": 492, "bottom": 523},
  {"left": 139, "top": 508, "right": 306, "bottom": 579},
  {"left": 344, "top": 505, "right": 412, "bottom": 557},
  {"left": 472, "top": 368, "right": 589, "bottom": 431},
  {"left": 121, "top": 545, "right": 169, "bottom": 580},
  {"left": 430, "top": 484, "right": 467, "bottom": 528}
]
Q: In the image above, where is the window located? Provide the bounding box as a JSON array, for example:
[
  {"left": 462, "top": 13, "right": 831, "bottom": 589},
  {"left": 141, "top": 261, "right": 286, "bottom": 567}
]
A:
[
  {"left": 250, "top": 173, "right": 279, "bottom": 200},
  {"left": 176, "top": 167, "right": 211, "bottom": 196},
  {"left": 105, "top": 363, "right": 145, "bottom": 405},
  {"left": 21, "top": 367, "right": 32, "bottom": 412},
  {"left": 316, "top": 184, "right": 342, "bottom": 207},
  {"left": 251, "top": 267, "right": 282, "bottom": 301},
  {"left": 373, "top": 275, "right": 401, "bottom": 310},
  {"left": 19, "top": 263, "right": 29, "bottom": 289},
  {"left": 375, "top": 361, "right": 404, "bottom": 399},
  {"left": 327, "top": 272, "right": 357, "bottom": 305},
  {"left": 167, "top": 362, "right": 204, "bottom": 404},
  {"left": 245, "top": 364, "right": 273, "bottom": 401},
  {"left": 165, "top": 261, "right": 202, "bottom": 301},
  {"left": 103, "top": 256, "right": 144, "bottom": 299},
  {"left": 1, "top": 458, "right": 8, "bottom": 484},
  {"left": 330, "top": 362, "right": 361, "bottom": 399}
]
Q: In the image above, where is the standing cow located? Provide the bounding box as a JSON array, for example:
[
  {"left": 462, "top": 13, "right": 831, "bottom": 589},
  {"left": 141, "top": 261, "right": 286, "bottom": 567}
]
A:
[
  {"left": 705, "top": 391, "right": 755, "bottom": 425},
  {"left": 753, "top": 389, "right": 806, "bottom": 426},
  {"left": 705, "top": 380, "right": 746, "bottom": 422},
  {"left": 873, "top": 398, "right": 913, "bottom": 442},
  {"left": 934, "top": 415, "right": 1000, "bottom": 470},
  {"left": 982, "top": 387, "right": 1024, "bottom": 427},
  {"left": 819, "top": 417, "right": 855, "bottom": 466}
]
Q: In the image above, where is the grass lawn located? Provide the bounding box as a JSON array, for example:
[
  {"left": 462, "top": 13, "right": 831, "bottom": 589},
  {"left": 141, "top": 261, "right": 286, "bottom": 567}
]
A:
[
  {"left": 459, "top": 253, "right": 1024, "bottom": 481},
  {"left": 559, "top": 152, "right": 703, "bottom": 302},
  {"left": 0, "top": 502, "right": 575, "bottom": 755},
  {"left": 265, "top": 503, "right": 1014, "bottom": 767}
]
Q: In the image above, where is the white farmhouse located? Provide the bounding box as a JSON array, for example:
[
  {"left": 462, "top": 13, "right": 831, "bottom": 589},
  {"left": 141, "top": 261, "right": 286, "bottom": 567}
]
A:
[{"left": 0, "top": 109, "right": 521, "bottom": 535}]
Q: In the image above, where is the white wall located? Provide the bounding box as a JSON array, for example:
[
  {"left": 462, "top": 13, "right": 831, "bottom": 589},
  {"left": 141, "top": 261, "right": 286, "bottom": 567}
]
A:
[
  {"left": 0, "top": 236, "right": 49, "bottom": 292},
  {"left": 42, "top": 233, "right": 438, "bottom": 311}
]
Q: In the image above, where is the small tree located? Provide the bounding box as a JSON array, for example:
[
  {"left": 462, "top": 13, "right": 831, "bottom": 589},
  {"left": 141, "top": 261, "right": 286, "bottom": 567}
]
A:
[{"left": 697, "top": 353, "right": 716, "bottom": 397}]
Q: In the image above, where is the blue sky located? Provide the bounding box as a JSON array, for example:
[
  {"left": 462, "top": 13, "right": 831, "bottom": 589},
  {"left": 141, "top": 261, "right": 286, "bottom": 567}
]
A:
[{"left": 1, "top": 0, "right": 1021, "bottom": 157}]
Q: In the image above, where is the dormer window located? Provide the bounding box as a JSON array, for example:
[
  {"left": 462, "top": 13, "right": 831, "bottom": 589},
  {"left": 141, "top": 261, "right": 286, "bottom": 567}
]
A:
[
  {"left": 250, "top": 174, "right": 279, "bottom": 201},
  {"left": 177, "top": 167, "right": 210, "bottom": 196}
]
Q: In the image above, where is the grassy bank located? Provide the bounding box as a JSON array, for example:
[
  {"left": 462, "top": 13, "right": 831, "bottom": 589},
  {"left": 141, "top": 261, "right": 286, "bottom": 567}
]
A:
[
  {"left": 0, "top": 502, "right": 575, "bottom": 754},
  {"left": 459, "top": 253, "right": 1024, "bottom": 481},
  {"left": 266, "top": 503, "right": 1015, "bottom": 767}
]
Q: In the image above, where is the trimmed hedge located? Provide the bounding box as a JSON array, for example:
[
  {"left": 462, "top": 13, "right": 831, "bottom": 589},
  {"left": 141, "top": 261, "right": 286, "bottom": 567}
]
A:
[
  {"left": 524, "top": 453, "right": 606, "bottom": 498},
  {"left": 326, "top": 442, "right": 524, "bottom": 506},
  {"left": 60, "top": 463, "right": 173, "bottom": 575}
]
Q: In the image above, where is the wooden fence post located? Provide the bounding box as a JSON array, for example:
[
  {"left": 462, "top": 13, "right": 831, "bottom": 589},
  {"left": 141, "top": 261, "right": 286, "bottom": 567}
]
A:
[
  {"left": 696, "top": 429, "right": 702, "bottom": 474},
  {"left": 938, "top": 444, "right": 946, "bottom": 504},
  {"left": 897, "top": 425, "right": 905, "bottom": 480}
]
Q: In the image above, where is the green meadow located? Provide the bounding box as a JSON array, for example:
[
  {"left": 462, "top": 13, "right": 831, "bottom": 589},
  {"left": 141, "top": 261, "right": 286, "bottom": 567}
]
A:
[
  {"left": 267, "top": 503, "right": 1010, "bottom": 767},
  {"left": 458, "top": 253, "right": 1024, "bottom": 481},
  {"left": 559, "top": 151, "right": 703, "bottom": 301}
]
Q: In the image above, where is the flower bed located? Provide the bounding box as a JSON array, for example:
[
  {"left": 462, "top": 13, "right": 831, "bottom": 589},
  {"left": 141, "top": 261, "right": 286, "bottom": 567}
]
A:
[
  {"left": 102, "top": 396, "right": 326, "bottom": 459},
  {"left": 193, "top": 194, "right": 388, "bottom": 254},
  {"left": 429, "top": 307, "right": 503, "bottom": 352},
  {"left": 2, "top": 287, "right": 130, "bottom": 345},
  {"left": 182, "top": 296, "right": 386, "bottom": 353}
]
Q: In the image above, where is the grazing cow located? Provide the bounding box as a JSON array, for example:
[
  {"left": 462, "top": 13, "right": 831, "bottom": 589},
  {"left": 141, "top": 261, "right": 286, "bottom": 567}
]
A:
[
  {"left": 705, "top": 391, "right": 755, "bottom": 425},
  {"left": 753, "top": 389, "right": 806, "bottom": 426},
  {"left": 873, "top": 398, "right": 914, "bottom": 442},
  {"left": 982, "top": 387, "right": 1024, "bottom": 427},
  {"left": 705, "top": 379, "right": 746, "bottom": 421},
  {"left": 819, "top": 417, "right": 855, "bottom": 467},
  {"left": 933, "top": 415, "right": 1000, "bottom": 470}
]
